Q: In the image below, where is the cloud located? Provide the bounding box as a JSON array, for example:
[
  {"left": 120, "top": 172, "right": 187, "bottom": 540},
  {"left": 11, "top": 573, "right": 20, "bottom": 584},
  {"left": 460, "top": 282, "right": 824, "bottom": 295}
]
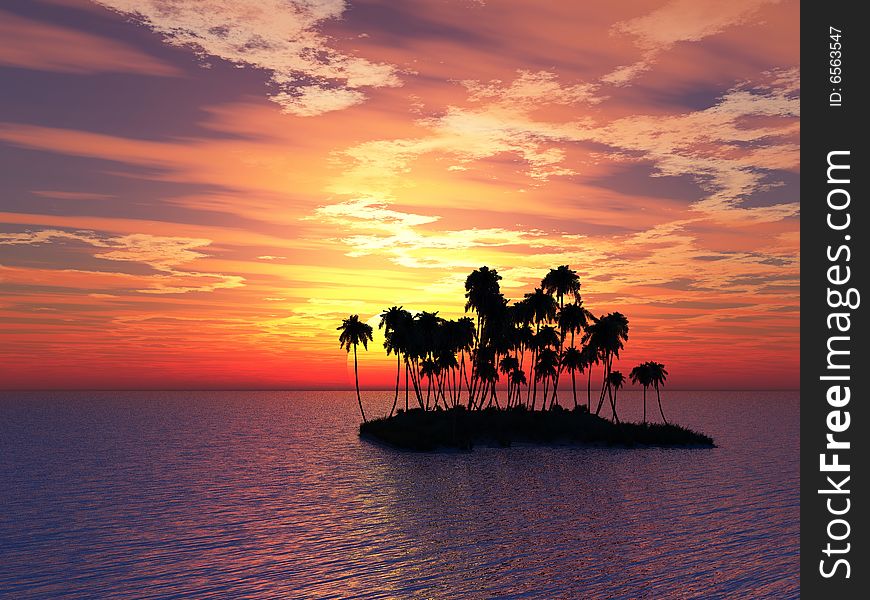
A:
[
  {"left": 324, "top": 69, "right": 798, "bottom": 225},
  {"left": 461, "top": 70, "right": 600, "bottom": 108},
  {"left": 31, "top": 190, "right": 115, "bottom": 201},
  {"left": 0, "top": 9, "right": 179, "bottom": 76},
  {"left": 92, "top": 0, "right": 401, "bottom": 116},
  {"left": 602, "top": 0, "right": 781, "bottom": 85},
  {"left": 0, "top": 229, "right": 243, "bottom": 294},
  {"left": 586, "top": 72, "right": 799, "bottom": 221}
]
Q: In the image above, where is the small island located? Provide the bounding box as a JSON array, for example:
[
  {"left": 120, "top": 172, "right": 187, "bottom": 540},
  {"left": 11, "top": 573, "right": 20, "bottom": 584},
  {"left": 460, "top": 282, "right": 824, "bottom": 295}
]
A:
[
  {"left": 361, "top": 406, "right": 713, "bottom": 451},
  {"left": 338, "top": 265, "right": 715, "bottom": 451}
]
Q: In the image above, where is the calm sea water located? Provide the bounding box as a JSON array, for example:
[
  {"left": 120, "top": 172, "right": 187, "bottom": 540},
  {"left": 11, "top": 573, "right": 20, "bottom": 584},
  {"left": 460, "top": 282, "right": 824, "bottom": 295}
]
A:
[{"left": 0, "top": 390, "right": 798, "bottom": 599}]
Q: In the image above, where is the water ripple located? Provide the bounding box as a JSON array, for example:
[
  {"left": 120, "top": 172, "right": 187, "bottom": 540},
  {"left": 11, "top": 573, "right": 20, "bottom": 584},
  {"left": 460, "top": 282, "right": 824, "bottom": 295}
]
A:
[{"left": 0, "top": 390, "right": 798, "bottom": 598}]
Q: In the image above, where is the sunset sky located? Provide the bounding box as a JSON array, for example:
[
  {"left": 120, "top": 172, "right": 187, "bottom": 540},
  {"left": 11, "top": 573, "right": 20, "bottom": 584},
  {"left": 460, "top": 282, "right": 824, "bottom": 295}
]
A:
[{"left": 0, "top": 0, "right": 799, "bottom": 390}]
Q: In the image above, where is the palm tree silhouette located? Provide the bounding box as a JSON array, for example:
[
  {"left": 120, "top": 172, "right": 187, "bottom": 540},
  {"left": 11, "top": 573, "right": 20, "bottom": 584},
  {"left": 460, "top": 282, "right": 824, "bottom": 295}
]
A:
[
  {"left": 607, "top": 370, "right": 625, "bottom": 423},
  {"left": 524, "top": 290, "right": 557, "bottom": 408},
  {"left": 560, "top": 346, "right": 584, "bottom": 409},
  {"left": 349, "top": 267, "right": 680, "bottom": 435},
  {"left": 509, "top": 368, "right": 527, "bottom": 406},
  {"left": 476, "top": 353, "right": 500, "bottom": 408},
  {"left": 542, "top": 265, "right": 581, "bottom": 308},
  {"left": 647, "top": 361, "right": 669, "bottom": 424},
  {"left": 583, "top": 312, "right": 629, "bottom": 418},
  {"left": 629, "top": 362, "right": 653, "bottom": 424},
  {"left": 535, "top": 348, "right": 559, "bottom": 409},
  {"left": 499, "top": 355, "right": 519, "bottom": 406},
  {"left": 453, "top": 316, "right": 477, "bottom": 405},
  {"left": 420, "top": 357, "right": 437, "bottom": 410},
  {"left": 551, "top": 301, "right": 591, "bottom": 407},
  {"left": 380, "top": 306, "right": 411, "bottom": 417},
  {"left": 337, "top": 314, "right": 374, "bottom": 423},
  {"left": 465, "top": 266, "right": 503, "bottom": 341},
  {"left": 579, "top": 343, "right": 599, "bottom": 412}
]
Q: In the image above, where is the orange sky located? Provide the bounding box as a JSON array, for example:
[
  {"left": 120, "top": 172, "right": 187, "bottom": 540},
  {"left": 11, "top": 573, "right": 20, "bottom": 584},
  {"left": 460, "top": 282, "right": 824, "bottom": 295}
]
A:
[{"left": 0, "top": 0, "right": 799, "bottom": 390}]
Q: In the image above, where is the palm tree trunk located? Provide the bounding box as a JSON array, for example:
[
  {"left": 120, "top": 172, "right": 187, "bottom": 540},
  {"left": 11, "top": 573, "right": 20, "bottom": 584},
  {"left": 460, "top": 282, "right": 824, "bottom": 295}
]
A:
[
  {"left": 609, "top": 384, "right": 619, "bottom": 424},
  {"left": 354, "top": 345, "right": 367, "bottom": 423},
  {"left": 656, "top": 384, "right": 668, "bottom": 424},
  {"left": 595, "top": 354, "right": 611, "bottom": 415},
  {"left": 405, "top": 362, "right": 409, "bottom": 411},
  {"left": 409, "top": 361, "right": 425, "bottom": 409},
  {"left": 586, "top": 367, "right": 592, "bottom": 412},
  {"left": 572, "top": 370, "right": 577, "bottom": 409},
  {"left": 642, "top": 386, "right": 646, "bottom": 424},
  {"left": 531, "top": 373, "right": 538, "bottom": 411},
  {"left": 389, "top": 353, "right": 400, "bottom": 417}
]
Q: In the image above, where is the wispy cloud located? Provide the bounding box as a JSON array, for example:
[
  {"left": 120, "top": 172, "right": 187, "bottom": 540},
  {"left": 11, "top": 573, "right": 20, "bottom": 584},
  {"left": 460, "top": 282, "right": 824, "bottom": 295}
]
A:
[
  {"left": 0, "top": 229, "right": 243, "bottom": 294},
  {"left": 0, "top": 9, "right": 180, "bottom": 76},
  {"left": 324, "top": 68, "right": 798, "bottom": 225},
  {"left": 93, "top": 0, "right": 401, "bottom": 115},
  {"left": 602, "top": 0, "right": 782, "bottom": 85}
]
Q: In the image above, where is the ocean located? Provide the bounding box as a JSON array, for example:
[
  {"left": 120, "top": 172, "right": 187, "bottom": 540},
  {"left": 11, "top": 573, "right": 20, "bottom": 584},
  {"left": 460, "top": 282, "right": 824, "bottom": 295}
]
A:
[{"left": 0, "top": 390, "right": 799, "bottom": 599}]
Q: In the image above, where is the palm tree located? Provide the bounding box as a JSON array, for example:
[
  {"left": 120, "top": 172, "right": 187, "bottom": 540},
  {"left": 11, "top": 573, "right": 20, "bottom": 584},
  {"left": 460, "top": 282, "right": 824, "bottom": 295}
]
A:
[
  {"left": 524, "top": 288, "right": 558, "bottom": 327},
  {"left": 561, "top": 346, "right": 584, "bottom": 409},
  {"left": 583, "top": 312, "right": 629, "bottom": 416},
  {"left": 476, "top": 355, "right": 500, "bottom": 409},
  {"left": 380, "top": 306, "right": 411, "bottom": 417},
  {"left": 607, "top": 370, "right": 625, "bottom": 423},
  {"left": 499, "top": 355, "right": 519, "bottom": 406},
  {"left": 453, "top": 316, "right": 476, "bottom": 403},
  {"left": 629, "top": 363, "right": 653, "bottom": 424},
  {"left": 542, "top": 265, "right": 581, "bottom": 308},
  {"left": 647, "top": 362, "right": 669, "bottom": 424},
  {"left": 509, "top": 368, "right": 527, "bottom": 406},
  {"left": 436, "top": 350, "right": 459, "bottom": 407},
  {"left": 420, "top": 358, "right": 438, "bottom": 410},
  {"left": 558, "top": 303, "right": 590, "bottom": 347},
  {"left": 579, "top": 343, "right": 599, "bottom": 412},
  {"left": 529, "top": 325, "right": 558, "bottom": 409},
  {"left": 535, "top": 348, "right": 559, "bottom": 409},
  {"left": 337, "top": 314, "right": 374, "bottom": 423},
  {"left": 464, "top": 266, "right": 503, "bottom": 341},
  {"left": 550, "top": 301, "right": 591, "bottom": 407}
]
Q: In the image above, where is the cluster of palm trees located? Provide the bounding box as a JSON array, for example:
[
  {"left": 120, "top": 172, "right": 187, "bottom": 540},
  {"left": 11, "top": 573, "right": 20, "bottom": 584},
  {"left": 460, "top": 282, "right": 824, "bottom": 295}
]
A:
[{"left": 337, "top": 266, "right": 669, "bottom": 424}]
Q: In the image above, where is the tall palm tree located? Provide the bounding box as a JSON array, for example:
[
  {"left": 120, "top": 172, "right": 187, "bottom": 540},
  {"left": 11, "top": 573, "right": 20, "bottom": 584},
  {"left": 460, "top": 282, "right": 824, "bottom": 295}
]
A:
[
  {"left": 499, "top": 355, "right": 519, "bottom": 406},
  {"left": 550, "top": 301, "right": 592, "bottom": 407},
  {"left": 454, "top": 316, "right": 476, "bottom": 403},
  {"left": 436, "top": 350, "right": 459, "bottom": 407},
  {"left": 529, "top": 325, "right": 558, "bottom": 409},
  {"left": 629, "top": 362, "right": 653, "bottom": 424},
  {"left": 560, "top": 346, "right": 584, "bottom": 409},
  {"left": 583, "top": 312, "right": 629, "bottom": 416},
  {"left": 606, "top": 370, "right": 625, "bottom": 423},
  {"left": 542, "top": 265, "right": 581, "bottom": 308},
  {"left": 558, "top": 303, "right": 590, "bottom": 348},
  {"left": 647, "top": 362, "right": 669, "bottom": 424},
  {"left": 337, "top": 314, "right": 374, "bottom": 423},
  {"left": 476, "top": 355, "right": 500, "bottom": 409},
  {"left": 579, "top": 343, "right": 599, "bottom": 412},
  {"left": 524, "top": 288, "right": 558, "bottom": 327},
  {"left": 464, "top": 266, "right": 503, "bottom": 341},
  {"left": 380, "top": 306, "right": 411, "bottom": 417},
  {"left": 509, "top": 368, "right": 527, "bottom": 406},
  {"left": 535, "top": 348, "right": 559, "bottom": 410},
  {"left": 420, "top": 358, "right": 438, "bottom": 410}
]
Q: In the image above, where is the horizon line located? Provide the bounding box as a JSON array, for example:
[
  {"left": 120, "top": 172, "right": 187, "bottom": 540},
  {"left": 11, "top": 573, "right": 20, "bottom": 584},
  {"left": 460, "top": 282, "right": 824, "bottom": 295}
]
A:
[{"left": 0, "top": 387, "right": 801, "bottom": 393}]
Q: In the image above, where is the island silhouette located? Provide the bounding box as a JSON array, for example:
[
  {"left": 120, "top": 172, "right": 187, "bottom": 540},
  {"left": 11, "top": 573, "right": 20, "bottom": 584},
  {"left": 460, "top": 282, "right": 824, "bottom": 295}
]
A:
[{"left": 338, "top": 266, "right": 713, "bottom": 450}]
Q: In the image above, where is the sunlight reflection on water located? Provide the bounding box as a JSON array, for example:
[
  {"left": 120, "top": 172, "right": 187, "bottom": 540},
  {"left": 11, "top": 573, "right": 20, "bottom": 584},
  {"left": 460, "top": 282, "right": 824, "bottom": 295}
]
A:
[{"left": 0, "top": 390, "right": 798, "bottom": 598}]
